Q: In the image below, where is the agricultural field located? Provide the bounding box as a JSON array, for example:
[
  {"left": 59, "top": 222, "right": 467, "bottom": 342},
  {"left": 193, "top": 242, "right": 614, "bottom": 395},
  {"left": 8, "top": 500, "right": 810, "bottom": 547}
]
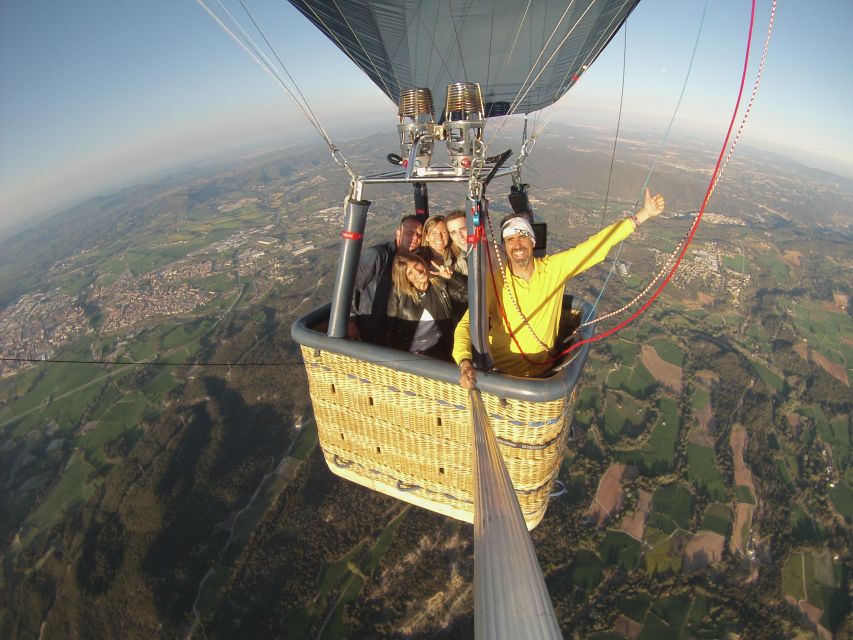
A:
[
  {"left": 797, "top": 406, "right": 850, "bottom": 469},
  {"left": 782, "top": 549, "right": 847, "bottom": 636},
  {"left": 564, "top": 549, "right": 604, "bottom": 591},
  {"left": 606, "top": 339, "right": 638, "bottom": 365},
  {"left": 644, "top": 527, "right": 686, "bottom": 575},
  {"left": 687, "top": 443, "right": 727, "bottom": 501},
  {"left": 648, "top": 483, "right": 693, "bottom": 534},
  {"left": 749, "top": 360, "right": 785, "bottom": 395},
  {"left": 612, "top": 396, "right": 679, "bottom": 475},
  {"left": 699, "top": 503, "right": 731, "bottom": 536},
  {"left": 21, "top": 452, "right": 100, "bottom": 547},
  {"left": 647, "top": 337, "right": 683, "bottom": 367},
  {"left": 829, "top": 481, "right": 853, "bottom": 523},
  {"left": 599, "top": 530, "right": 642, "bottom": 571},
  {"left": 602, "top": 390, "right": 650, "bottom": 443},
  {"left": 606, "top": 360, "right": 657, "bottom": 398},
  {"left": 790, "top": 503, "right": 822, "bottom": 544}
]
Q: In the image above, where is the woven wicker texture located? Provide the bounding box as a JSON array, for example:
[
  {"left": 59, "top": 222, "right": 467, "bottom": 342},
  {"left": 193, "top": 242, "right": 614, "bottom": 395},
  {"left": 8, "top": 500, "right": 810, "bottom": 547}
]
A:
[{"left": 301, "top": 346, "right": 577, "bottom": 528}]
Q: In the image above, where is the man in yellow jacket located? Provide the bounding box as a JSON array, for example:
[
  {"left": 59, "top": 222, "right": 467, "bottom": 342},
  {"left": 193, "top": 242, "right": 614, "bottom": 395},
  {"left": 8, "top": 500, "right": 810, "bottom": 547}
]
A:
[{"left": 454, "top": 188, "right": 665, "bottom": 388}]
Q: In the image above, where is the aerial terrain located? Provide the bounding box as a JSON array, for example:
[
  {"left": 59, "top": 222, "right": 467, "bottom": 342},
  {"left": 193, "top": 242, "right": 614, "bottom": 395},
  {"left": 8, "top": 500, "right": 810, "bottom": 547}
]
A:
[{"left": 0, "top": 123, "right": 850, "bottom": 639}]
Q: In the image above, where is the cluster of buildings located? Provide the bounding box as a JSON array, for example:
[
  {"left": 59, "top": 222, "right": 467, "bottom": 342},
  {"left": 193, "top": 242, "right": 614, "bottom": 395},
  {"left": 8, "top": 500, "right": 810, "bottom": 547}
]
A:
[
  {"left": 655, "top": 240, "right": 752, "bottom": 305},
  {"left": 0, "top": 292, "right": 89, "bottom": 376},
  {"left": 98, "top": 281, "right": 213, "bottom": 333}
]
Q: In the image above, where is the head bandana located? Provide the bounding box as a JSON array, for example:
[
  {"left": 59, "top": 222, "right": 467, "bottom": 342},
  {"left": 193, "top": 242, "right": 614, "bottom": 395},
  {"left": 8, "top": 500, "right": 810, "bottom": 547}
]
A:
[{"left": 501, "top": 217, "right": 536, "bottom": 247}]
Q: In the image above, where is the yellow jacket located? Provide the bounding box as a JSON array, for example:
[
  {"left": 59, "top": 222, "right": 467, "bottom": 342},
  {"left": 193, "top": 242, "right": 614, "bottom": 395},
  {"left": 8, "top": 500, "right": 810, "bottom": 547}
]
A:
[{"left": 453, "top": 218, "right": 636, "bottom": 377}]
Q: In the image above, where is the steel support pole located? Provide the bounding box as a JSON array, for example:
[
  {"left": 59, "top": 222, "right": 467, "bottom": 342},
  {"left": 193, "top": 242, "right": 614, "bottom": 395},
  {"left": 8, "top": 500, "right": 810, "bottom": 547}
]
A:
[
  {"left": 327, "top": 199, "right": 370, "bottom": 338},
  {"left": 466, "top": 197, "right": 493, "bottom": 371},
  {"left": 413, "top": 182, "right": 429, "bottom": 222}
]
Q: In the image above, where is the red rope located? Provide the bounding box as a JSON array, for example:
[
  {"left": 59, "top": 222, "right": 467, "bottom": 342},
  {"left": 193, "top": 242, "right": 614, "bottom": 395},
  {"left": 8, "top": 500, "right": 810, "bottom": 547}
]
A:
[
  {"left": 477, "top": 0, "right": 759, "bottom": 367},
  {"left": 555, "top": 0, "right": 758, "bottom": 357}
]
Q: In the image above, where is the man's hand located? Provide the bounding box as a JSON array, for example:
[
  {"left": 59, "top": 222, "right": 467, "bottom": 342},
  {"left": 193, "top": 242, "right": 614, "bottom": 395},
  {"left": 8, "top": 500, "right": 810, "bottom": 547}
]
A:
[
  {"left": 635, "top": 187, "right": 665, "bottom": 225},
  {"left": 459, "top": 359, "right": 477, "bottom": 390}
]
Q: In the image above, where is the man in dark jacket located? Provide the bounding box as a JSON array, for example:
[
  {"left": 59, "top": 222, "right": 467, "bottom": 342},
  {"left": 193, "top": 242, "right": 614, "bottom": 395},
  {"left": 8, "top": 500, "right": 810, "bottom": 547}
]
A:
[{"left": 347, "top": 215, "right": 424, "bottom": 340}]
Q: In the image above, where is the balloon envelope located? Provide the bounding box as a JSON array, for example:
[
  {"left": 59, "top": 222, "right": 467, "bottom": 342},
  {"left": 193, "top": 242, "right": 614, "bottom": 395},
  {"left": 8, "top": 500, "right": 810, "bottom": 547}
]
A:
[{"left": 288, "top": 0, "right": 640, "bottom": 116}]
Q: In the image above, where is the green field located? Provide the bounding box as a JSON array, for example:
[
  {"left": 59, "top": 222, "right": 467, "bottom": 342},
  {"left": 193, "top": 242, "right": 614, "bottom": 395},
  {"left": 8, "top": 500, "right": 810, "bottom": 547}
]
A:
[
  {"left": 723, "top": 254, "right": 745, "bottom": 272},
  {"left": 576, "top": 386, "right": 602, "bottom": 413},
  {"left": 290, "top": 419, "right": 319, "bottom": 460},
  {"left": 750, "top": 360, "right": 785, "bottom": 394},
  {"left": 791, "top": 504, "right": 822, "bottom": 543},
  {"left": 566, "top": 549, "right": 604, "bottom": 590},
  {"left": 619, "top": 592, "right": 651, "bottom": 622},
  {"left": 755, "top": 252, "right": 789, "bottom": 284},
  {"left": 644, "top": 526, "right": 684, "bottom": 575},
  {"left": 22, "top": 452, "right": 100, "bottom": 547},
  {"left": 734, "top": 485, "right": 756, "bottom": 505},
  {"left": 649, "top": 592, "right": 692, "bottom": 631},
  {"left": 700, "top": 503, "right": 731, "bottom": 536},
  {"left": 782, "top": 549, "right": 845, "bottom": 632},
  {"left": 607, "top": 360, "right": 658, "bottom": 399},
  {"left": 603, "top": 390, "right": 650, "bottom": 443},
  {"left": 829, "top": 480, "right": 853, "bottom": 523},
  {"left": 795, "top": 407, "right": 852, "bottom": 470},
  {"left": 649, "top": 483, "right": 693, "bottom": 533},
  {"left": 607, "top": 339, "right": 638, "bottom": 365},
  {"left": 613, "top": 397, "right": 679, "bottom": 475},
  {"left": 691, "top": 385, "right": 710, "bottom": 414},
  {"left": 648, "top": 338, "right": 684, "bottom": 367},
  {"left": 687, "top": 443, "right": 726, "bottom": 501},
  {"left": 792, "top": 300, "right": 852, "bottom": 343},
  {"left": 598, "top": 531, "right": 642, "bottom": 571}
]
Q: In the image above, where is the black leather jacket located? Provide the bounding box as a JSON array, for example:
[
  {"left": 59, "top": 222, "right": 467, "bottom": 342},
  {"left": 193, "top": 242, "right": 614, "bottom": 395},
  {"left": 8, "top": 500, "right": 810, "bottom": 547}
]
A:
[
  {"left": 350, "top": 241, "right": 396, "bottom": 335},
  {"left": 386, "top": 275, "right": 467, "bottom": 359}
]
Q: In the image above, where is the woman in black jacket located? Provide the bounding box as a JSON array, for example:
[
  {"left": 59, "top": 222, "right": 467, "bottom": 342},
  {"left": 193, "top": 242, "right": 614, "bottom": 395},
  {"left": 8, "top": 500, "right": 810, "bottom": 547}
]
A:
[{"left": 385, "top": 251, "right": 466, "bottom": 360}]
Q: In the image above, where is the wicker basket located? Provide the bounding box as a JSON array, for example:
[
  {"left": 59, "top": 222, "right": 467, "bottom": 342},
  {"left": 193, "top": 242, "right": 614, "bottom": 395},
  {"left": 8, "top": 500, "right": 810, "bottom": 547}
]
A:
[{"left": 301, "top": 346, "right": 578, "bottom": 529}]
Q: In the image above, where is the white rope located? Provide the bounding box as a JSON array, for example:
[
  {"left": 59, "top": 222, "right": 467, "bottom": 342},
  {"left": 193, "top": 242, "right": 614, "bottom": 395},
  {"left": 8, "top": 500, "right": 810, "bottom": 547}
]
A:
[
  {"left": 580, "top": 0, "right": 776, "bottom": 329},
  {"left": 708, "top": 0, "right": 776, "bottom": 200},
  {"left": 195, "top": 0, "right": 356, "bottom": 178},
  {"left": 328, "top": 0, "right": 402, "bottom": 100}
]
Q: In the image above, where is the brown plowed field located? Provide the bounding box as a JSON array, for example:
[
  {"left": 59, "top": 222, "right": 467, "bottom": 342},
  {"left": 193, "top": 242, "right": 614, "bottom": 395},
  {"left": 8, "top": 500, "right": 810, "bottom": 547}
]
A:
[
  {"left": 781, "top": 250, "right": 803, "bottom": 266},
  {"left": 683, "top": 532, "right": 725, "bottom": 572},
  {"left": 614, "top": 614, "right": 643, "bottom": 639},
  {"left": 641, "top": 345, "right": 682, "bottom": 392},
  {"left": 794, "top": 343, "right": 849, "bottom": 386},
  {"left": 730, "top": 503, "right": 753, "bottom": 555},
  {"left": 731, "top": 425, "right": 755, "bottom": 490},
  {"left": 586, "top": 464, "right": 637, "bottom": 528}
]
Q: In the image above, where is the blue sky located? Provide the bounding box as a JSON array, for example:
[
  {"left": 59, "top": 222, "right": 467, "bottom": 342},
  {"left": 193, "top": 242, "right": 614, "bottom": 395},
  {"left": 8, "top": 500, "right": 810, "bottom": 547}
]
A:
[{"left": 1, "top": 0, "right": 851, "bottom": 230}]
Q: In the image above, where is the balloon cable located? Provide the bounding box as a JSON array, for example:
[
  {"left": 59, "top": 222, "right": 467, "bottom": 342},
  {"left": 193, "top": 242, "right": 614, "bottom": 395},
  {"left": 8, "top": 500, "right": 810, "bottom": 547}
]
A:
[{"left": 561, "top": 0, "right": 769, "bottom": 358}]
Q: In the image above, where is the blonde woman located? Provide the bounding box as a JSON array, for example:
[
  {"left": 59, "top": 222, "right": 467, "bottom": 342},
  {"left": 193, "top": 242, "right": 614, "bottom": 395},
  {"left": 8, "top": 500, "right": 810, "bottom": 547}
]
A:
[
  {"left": 420, "top": 215, "right": 453, "bottom": 273},
  {"left": 385, "top": 251, "right": 466, "bottom": 359}
]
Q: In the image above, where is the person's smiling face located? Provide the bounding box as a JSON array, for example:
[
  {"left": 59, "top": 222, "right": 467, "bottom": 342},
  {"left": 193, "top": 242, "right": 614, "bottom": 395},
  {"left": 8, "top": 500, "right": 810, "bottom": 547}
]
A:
[
  {"left": 427, "top": 220, "right": 449, "bottom": 254},
  {"left": 405, "top": 258, "right": 429, "bottom": 290},
  {"left": 446, "top": 217, "right": 467, "bottom": 252},
  {"left": 504, "top": 233, "right": 534, "bottom": 271}
]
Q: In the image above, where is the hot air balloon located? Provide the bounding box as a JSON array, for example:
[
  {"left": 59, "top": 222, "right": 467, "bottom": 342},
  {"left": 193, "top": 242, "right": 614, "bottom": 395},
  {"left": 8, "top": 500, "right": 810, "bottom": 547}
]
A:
[{"left": 289, "top": 0, "right": 641, "bottom": 529}]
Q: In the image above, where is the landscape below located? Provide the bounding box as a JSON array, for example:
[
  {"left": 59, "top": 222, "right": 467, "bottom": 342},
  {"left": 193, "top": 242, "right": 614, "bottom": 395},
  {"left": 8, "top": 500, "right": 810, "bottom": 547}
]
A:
[{"left": 0, "top": 126, "right": 850, "bottom": 639}]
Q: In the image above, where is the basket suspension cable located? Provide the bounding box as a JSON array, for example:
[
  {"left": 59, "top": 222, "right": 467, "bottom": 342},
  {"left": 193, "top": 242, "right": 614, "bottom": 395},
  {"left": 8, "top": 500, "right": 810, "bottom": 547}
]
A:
[
  {"left": 574, "top": 0, "right": 774, "bottom": 337},
  {"left": 558, "top": 0, "right": 766, "bottom": 358},
  {"left": 586, "top": 0, "right": 710, "bottom": 322},
  {"left": 296, "top": 0, "right": 401, "bottom": 104},
  {"left": 599, "top": 25, "right": 628, "bottom": 232},
  {"left": 196, "top": 0, "right": 357, "bottom": 179},
  {"left": 478, "top": 1, "right": 596, "bottom": 164},
  {"left": 479, "top": 0, "right": 770, "bottom": 365}
]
